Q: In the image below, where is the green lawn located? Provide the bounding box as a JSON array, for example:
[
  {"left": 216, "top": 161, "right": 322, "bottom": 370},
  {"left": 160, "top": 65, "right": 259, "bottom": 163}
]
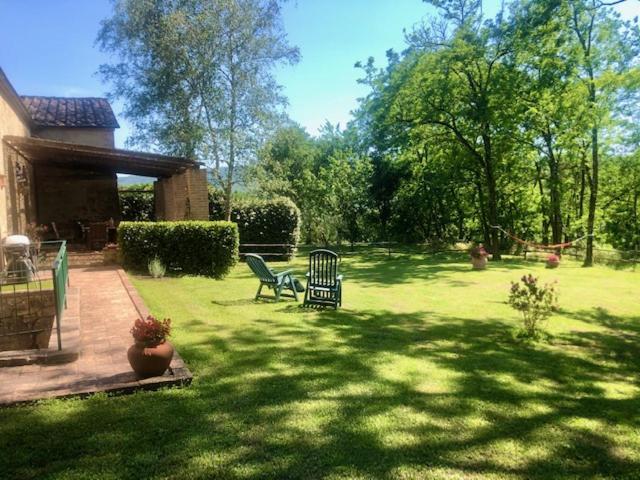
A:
[{"left": 1, "top": 250, "right": 639, "bottom": 479}]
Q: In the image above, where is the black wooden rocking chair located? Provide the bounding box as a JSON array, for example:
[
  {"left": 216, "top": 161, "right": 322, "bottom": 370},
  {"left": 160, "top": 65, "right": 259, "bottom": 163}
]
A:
[
  {"left": 303, "top": 249, "right": 343, "bottom": 309},
  {"left": 245, "top": 254, "right": 300, "bottom": 302}
]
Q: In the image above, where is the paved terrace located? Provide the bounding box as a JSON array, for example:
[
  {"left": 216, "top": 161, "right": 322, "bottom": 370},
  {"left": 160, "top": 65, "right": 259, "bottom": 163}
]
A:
[{"left": 0, "top": 266, "right": 192, "bottom": 406}]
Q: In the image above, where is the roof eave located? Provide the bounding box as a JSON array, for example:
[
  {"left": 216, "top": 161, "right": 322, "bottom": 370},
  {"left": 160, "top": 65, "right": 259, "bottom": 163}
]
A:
[
  {"left": 0, "top": 68, "right": 34, "bottom": 129},
  {"left": 2, "top": 135, "right": 202, "bottom": 178}
]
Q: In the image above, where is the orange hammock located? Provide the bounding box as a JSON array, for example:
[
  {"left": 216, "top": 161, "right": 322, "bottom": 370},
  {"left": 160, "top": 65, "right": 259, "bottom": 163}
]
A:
[{"left": 490, "top": 225, "right": 593, "bottom": 250}]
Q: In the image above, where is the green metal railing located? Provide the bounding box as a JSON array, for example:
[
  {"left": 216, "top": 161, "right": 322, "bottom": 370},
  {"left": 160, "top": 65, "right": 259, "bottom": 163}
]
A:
[
  {"left": 0, "top": 240, "right": 68, "bottom": 351},
  {"left": 50, "top": 241, "right": 69, "bottom": 350}
]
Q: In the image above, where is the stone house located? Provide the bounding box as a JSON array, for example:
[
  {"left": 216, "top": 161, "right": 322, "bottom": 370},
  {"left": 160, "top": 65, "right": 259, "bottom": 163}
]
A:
[{"left": 0, "top": 67, "right": 209, "bottom": 258}]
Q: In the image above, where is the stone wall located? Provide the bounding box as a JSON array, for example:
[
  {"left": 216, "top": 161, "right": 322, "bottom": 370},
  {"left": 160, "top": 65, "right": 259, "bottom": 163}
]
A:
[
  {"left": 35, "top": 164, "right": 120, "bottom": 240},
  {"left": 33, "top": 127, "right": 115, "bottom": 148},
  {"left": 154, "top": 167, "right": 209, "bottom": 221},
  {"left": 0, "top": 80, "right": 31, "bottom": 251},
  {"left": 2, "top": 147, "right": 36, "bottom": 241},
  {"left": 0, "top": 289, "right": 56, "bottom": 351}
]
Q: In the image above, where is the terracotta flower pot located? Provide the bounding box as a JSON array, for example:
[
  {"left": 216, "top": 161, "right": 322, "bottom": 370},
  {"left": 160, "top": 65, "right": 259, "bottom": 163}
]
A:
[
  {"left": 127, "top": 340, "right": 174, "bottom": 378},
  {"left": 471, "top": 256, "right": 488, "bottom": 270}
]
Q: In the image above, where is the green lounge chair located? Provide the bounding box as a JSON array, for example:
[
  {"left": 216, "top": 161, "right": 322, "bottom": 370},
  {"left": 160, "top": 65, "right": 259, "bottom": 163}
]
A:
[
  {"left": 245, "top": 253, "right": 300, "bottom": 302},
  {"left": 303, "top": 249, "right": 343, "bottom": 309}
]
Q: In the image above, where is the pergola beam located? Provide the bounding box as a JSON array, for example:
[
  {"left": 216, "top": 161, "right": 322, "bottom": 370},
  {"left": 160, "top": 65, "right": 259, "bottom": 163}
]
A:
[{"left": 2, "top": 135, "right": 202, "bottom": 178}]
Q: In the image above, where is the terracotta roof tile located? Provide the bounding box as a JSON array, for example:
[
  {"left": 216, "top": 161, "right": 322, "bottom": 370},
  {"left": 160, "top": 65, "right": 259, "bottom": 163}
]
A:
[{"left": 20, "top": 96, "right": 120, "bottom": 128}]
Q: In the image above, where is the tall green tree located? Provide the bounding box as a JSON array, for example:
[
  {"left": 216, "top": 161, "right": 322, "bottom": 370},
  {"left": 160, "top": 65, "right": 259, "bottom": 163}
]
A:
[
  {"left": 98, "top": 0, "right": 299, "bottom": 219},
  {"left": 601, "top": 152, "right": 640, "bottom": 251},
  {"left": 318, "top": 151, "right": 375, "bottom": 246},
  {"left": 566, "top": 0, "right": 638, "bottom": 265},
  {"left": 512, "top": 0, "right": 582, "bottom": 246},
  {"left": 393, "top": 0, "right": 523, "bottom": 259}
]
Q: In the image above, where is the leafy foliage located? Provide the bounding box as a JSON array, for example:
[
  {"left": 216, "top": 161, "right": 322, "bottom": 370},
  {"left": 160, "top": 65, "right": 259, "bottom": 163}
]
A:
[
  {"left": 104, "top": 0, "right": 639, "bottom": 260},
  {"left": 118, "top": 221, "right": 239, "bottom": 278},
  {"left": 119, "top": 184, "right": 154, "bottom": 221},
  {"left": 469, "top": 244, "right": 488, "bottom": 259},
  {"left": 210, "top": 195, "right": 301, "bottom": 259},
  {"left": 98, "top": 0, "right": 299, "bottom": 219},
  {"left": 130, "top": 315, "right": 171, "bottom": 347},
  {"left": 147, "top": 257, "right": 166, "bottom": 279},
  {"left": 253, "top": 123, "right": 375, "bottom": 245},
  {"left": 267, "top": 0, "right": 638, "bottom": 259},
  {"left": 508, "top": 274, "right": 558, "bottom": 338}
]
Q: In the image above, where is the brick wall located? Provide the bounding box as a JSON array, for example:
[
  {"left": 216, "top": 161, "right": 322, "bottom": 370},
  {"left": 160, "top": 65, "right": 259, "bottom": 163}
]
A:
[
  {"left": 154, "top": 167, "right": 208, "bottom": 221},
  {"left": 0, "top": 289, "right": 56, "bottom": 351},
  {"left": 0, "top": 81, "right": 31, "bottom": 248}
]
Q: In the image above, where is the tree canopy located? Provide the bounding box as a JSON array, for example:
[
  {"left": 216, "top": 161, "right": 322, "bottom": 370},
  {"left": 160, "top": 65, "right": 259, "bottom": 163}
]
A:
[
  {"left": 98, "top": 0, "right": 299, "bottom": 219},
  {"left": 253, "top": 0, "right": 639, "bottom": 263},
  {"left": 99, "top": 0, "right": 640, "bottom": 260}
]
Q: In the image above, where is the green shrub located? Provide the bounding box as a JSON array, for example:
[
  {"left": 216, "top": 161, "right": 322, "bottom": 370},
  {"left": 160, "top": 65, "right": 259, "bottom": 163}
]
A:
[
  {"left": 232, "top": 198, "right": 301, "bottom": 259},
  {"left": 508, "top": 274, "right": 558, "bottom": 338},
  {"left": 148, "top": 257, "right": 166, "bottom": 278},
  {"left": 119, "top": 184, "right": 155, "bottom": 221},
  {"left": 118, "top": 221, "right": 239, "bottom": 278},
  {"left": 209, "top": 193, "right": 301, "bottom": 260},
  {"left": 208, "top": 186, "right": 226, "bottom": 220}
]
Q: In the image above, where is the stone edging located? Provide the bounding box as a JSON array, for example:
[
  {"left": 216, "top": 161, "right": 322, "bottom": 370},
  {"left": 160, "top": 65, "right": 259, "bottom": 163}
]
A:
[
  {"left": 115, "top": 268, "right": 193, "bottom": 383},
  {"left": 116, "top": 269, "right": 151, "bottom": 319}
]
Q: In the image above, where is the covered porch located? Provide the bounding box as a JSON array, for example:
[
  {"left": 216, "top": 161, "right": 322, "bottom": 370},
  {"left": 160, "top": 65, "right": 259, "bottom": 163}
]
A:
[{"left": 2, "top": 135, "right": 209, "bottom": 248}]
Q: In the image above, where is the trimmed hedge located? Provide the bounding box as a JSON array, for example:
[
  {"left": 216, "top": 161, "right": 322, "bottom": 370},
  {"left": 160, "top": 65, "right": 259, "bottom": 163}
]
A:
[
  {"left": 118, "top": 221, "right": 239, "bottom": 278},
  {"left": 208, "top": 192, "right": 301, "bottom": 260},
  {"left": 231, "top": 198, "right": 301, "bottom": 260},
  {"left": 119, "top": 190, "right": 155, "bottom": 221}
]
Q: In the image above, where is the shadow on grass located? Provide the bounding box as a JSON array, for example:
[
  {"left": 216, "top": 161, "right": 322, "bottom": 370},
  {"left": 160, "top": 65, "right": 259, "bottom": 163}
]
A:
[
  {"left": 2, "top": 299, "right": 640, "bottom": 478},
  {"left": 341, "top": 252, "right": 543, "bottom": 287}
]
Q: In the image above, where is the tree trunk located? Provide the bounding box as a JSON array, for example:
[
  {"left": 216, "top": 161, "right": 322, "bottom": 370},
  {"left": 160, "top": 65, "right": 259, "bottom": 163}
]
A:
[
  {"left": 544, "top": 133, "right": 563, "bottom": 247},
  {"left": 584, "top": 84, "right": 598, "bottom": 267},
  {"left": 474, "top": 179, "right": 490, "bottom": 246},
  {"left": 579, "top": 156, "right": 586, "bottom": 220},
  {"left": 535, "top": 164, "right": 550, "bottom": 244},
  {"left": 633, "top": 191, "right": 638, "bottom": 251},
  {"left": 482, "top": 134, "right": 501, "bottom": 260},
  {"left": 224, "top": 47, "right": 237, "bottom": 222}
]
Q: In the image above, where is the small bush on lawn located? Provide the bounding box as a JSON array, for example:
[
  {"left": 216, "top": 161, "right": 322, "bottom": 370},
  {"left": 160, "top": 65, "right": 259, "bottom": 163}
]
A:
[
  {"left": 118, "top": 221, "right": 239, "bottom": 278},
  {"left": 508, "top": 274, "right": 558, "bottom": 338},
  {"left": 148, "top": 257, "right": 166, "bottom": 278}
]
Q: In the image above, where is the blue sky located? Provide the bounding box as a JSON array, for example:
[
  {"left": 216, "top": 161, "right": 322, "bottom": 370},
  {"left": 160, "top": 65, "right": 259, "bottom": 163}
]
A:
[
  {"left": 0, "top": 0, "right": 432, "bottom": 147},
  {"left": 0, "top": 0, "right": 637, "bottom": 148}
]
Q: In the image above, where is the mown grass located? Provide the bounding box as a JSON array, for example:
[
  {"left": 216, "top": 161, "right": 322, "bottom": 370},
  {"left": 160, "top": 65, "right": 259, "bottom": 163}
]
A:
[{"left": 1, "top": 250, "right": 639, "bottom": 479}]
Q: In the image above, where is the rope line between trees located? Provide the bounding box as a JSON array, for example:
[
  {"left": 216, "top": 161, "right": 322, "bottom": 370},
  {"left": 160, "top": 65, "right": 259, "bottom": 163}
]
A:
[{"left": 490, "top": 225, "right": 594, "bottom": 250}]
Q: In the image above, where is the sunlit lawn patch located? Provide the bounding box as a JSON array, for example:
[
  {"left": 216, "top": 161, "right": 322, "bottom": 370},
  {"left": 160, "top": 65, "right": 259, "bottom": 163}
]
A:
[{"left": 1, "top": 250, "right": 639, "bottom": 479}]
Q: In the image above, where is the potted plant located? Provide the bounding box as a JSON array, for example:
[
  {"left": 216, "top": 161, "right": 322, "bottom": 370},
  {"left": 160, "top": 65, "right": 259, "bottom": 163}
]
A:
[
  {"left": 469, "top": 244, "right": 489, "bottom": 270},
  {"left": 546, "top": 253, "right": 560, "bottom": 268},
  {"left": 127, "top": 316, "right": 173, "bottom": 378}
]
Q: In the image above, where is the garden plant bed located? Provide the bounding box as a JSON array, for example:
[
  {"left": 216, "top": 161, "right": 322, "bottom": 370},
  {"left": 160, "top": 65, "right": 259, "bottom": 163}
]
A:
[{"left": 0, "top": 249, "right": 638, "bottom": 479}]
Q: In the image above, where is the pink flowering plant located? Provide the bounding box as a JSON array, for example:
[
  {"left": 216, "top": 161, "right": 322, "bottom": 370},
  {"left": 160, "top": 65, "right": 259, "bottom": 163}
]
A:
[
  {"left": 508, "top": 274, "right": 558, "bottom": 338},
  {"left": 547, "top": 253, "right": 560, "bottom": 267},
  {"left": 469, "top": 244, "right": 489, "bottom": 259},
  {"left": 131, "top": 316, "right": 171, "bottom": 347}
]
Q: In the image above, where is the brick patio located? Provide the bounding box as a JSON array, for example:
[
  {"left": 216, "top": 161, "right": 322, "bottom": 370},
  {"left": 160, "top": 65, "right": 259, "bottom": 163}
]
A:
[{"left": 0, "top": 266, "right": 192, "bottom": 406}]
